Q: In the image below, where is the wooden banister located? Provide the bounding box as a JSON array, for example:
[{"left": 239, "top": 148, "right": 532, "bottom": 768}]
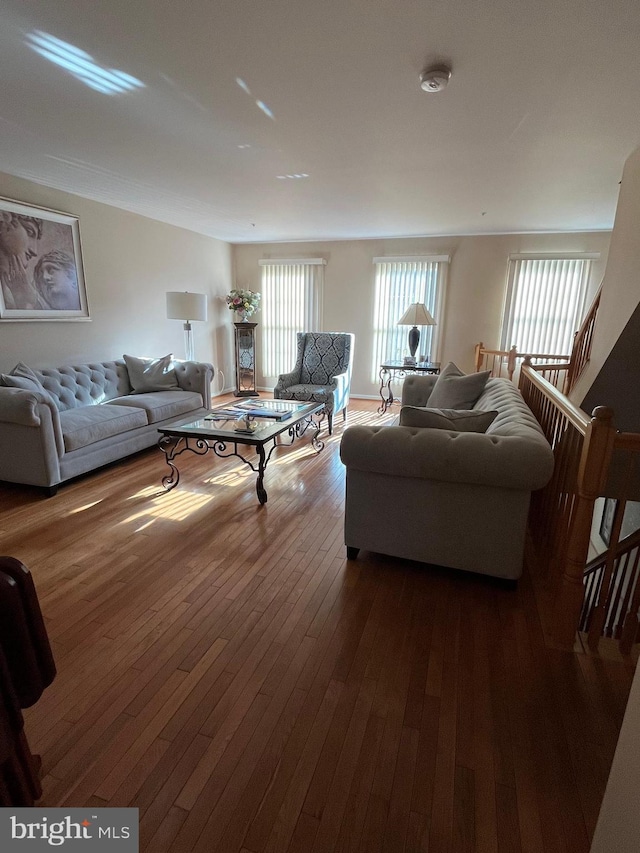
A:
[
  {"left": 475, "top": 344, "right": 570, "bottom": 387},
  {"left": 551, "top": 406, "right": 616, "bottom": 647},
  {"left": 520, "top": 359, "right": 640, "bottom": 652},
  {"left": 564, "top": 283, "right": 602, "bottom": 394}
]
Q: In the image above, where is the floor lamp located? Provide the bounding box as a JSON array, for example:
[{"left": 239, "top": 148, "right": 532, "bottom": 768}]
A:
[
  {"left": 397, "top": 302, "right": 436, "bottom": 363},
  {"left": 166, "top": 291, "right": 208, "bottom": 361}
]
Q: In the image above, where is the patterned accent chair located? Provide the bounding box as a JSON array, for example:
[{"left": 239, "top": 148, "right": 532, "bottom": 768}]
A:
[{"left": 274, "top": 332, "right": 355, "bottom": 434}]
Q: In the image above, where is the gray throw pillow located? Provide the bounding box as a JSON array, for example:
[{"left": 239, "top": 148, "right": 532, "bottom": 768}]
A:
[
  {"left": 400, "top": 406, "right": 498, "bottom": 432},
  {"left": 1, "top": 373, "right": 46, "bottom": 394},
  {"left": 427, "top": 362, "right": 491, "bottom": 409},
  {"left": 1, "top": 362, "right": 53, "bottom": 402},
  {"left": 123, "top": 353, "right": 179, "bottom": 393}
]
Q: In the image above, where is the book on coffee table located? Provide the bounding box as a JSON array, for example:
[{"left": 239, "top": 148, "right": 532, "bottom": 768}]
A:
[{"left": 205, "top": 403, "right": 293, "bottom": 422}]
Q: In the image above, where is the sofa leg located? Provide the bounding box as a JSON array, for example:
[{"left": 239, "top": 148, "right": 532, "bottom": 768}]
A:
[
  {"left": 346, "top": 546, "right": 359, "bottom": 560},
  {"left": 42, "top": 485, "right": 58, "bottom": 498}
]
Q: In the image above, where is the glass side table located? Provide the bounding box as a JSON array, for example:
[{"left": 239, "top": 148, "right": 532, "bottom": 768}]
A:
[{"left": 378, "top": 361, "right": 440, "bottom": 414}]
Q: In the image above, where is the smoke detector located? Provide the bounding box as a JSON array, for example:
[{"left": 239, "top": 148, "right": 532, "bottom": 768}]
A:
[{"left": 419, "top": 65, "right": 452, "bottom": 93}]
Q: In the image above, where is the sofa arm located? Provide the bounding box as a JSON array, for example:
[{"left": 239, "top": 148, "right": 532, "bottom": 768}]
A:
[
  {"left": 174, "top": 361, "right": 215, "bottom": 408},
  {"left": 0, "top": 386, "right": 47, "bottom": 426},
  {"left": 340, "top": 424, "right": 554, "bottom": 491},
  {"left": 0, "top": 387, "right": 64, "bottom": 487}
]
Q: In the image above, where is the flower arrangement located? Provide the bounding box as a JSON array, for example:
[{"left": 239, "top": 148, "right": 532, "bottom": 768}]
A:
[{"left": 226, "top": 288, "right": 261, "bottom": 318}]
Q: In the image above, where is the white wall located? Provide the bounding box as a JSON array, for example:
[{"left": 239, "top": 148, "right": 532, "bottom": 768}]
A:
[
  {"left": 571, "top": 145, "right": 640, "bottom": 405},
  {"left": 0, "top": 169, "right": 613, "bottom": 402},
  {"left": 0, "top": 172, "right": 234, "bottom": 393},
  {"left": 234, "top": 232, "right": 610, "bottom": 398}
]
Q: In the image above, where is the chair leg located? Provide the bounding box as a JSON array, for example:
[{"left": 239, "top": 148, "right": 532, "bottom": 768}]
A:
[
  {"left": 327, "top": 411, "right": 333, "bottom": 435},
  {"left": 343, "top": 408, "right": 348, "bottom": 424}
]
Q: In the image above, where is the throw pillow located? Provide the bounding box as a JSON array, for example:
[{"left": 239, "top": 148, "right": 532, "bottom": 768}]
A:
[
  {"left": 123, "top": 353, "right": 179, "bottom": 393},
  {"left": 1, "top": 373, "right": 46, "bottom": 394},
  {"left": 0, "top": 362, "right": 53, "bottom": 401},
  {"left": 399, "top": 406, "right": 498, "bottom": 433},
  {"left": 427, "top": 362, "right": 491, "bottom": 410}
]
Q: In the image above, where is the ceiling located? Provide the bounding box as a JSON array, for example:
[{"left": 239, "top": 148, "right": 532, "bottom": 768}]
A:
[{"left": 1, "top": 0, "right": 640, "bottom": 244}]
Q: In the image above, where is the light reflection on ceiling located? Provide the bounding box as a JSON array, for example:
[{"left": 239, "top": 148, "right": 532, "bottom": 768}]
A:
[
  {"left": 235, "top": 76, "right": 276, "bottom": 121},
  {"left": 26, "top": 31, "right": 144, "bottom": 95}
]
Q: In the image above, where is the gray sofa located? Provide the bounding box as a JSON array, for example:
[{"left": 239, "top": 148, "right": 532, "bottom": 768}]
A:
[
  {"left": 0, "top": 359, "right": 214, "bottom": 494},
  {"left": 339, "top": 374, "right": 554, "bottom": 580}
]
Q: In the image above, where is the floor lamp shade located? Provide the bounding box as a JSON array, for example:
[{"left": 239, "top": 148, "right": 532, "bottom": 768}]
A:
[
  {"left": 166, "top": 291, "right": 208, "bottom": 361},
  {"left": 397, "top": 303, "right": 436, "bottom": 359}
]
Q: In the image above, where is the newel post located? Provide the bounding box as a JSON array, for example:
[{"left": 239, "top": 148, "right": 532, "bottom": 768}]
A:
[
  {"left": 551, "top": 406, "right": 616, "bottom": 647},
  {"left": 474, "top": 342, "right": 483, "bottom": 373},
  {"left": 507, "top": 346, "right": 518, "bottom": 381}
]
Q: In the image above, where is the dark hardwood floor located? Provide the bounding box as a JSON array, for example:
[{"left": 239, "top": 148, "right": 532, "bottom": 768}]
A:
[{"left": 0, "top": 398, "right": 635, "bottom": 852}]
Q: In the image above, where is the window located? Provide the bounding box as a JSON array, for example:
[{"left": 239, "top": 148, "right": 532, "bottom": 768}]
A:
[
  {"left": 501, "top": 254, "right": 597, "bottom": 355},
  {"left": 371, "top": 256, "right": 449, "bottom": 381},
  {"left": 259, "top": 259, "right": 325, "bottom": 377}
]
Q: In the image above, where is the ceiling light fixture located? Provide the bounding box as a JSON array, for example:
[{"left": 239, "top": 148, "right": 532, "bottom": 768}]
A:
[{"left": 419, "top": 64, "right": 452, "bottom": 93}]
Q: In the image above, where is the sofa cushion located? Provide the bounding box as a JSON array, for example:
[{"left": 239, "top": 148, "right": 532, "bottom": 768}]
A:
[
  {"left": 123, "top": 353, "right": 179, "bottom": 393},
  {"left": 276, "top": 384, "right": 334, "bottom": 403},
  {"left": 427, "top": 362, "right": 491, "bottom": 409},
  {"left": 60, "top": 404, "right": 148, "bottom": 452},
  {"left": 399, "top": 406, "right": 498, "bottom": 433},
  {"left": 109, "top": 390, "right": 204, "bottom": 424}
]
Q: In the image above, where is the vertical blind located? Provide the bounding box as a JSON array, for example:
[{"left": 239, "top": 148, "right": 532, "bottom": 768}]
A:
[
  {"left": 371, "top": 256, "right": 448, "bottom": 382},
  {"left": 259, "top": 259, "right": 325, "bottom": 377},
  {"left": 501, "top": 256, "right": 595, "bottom": 355}
]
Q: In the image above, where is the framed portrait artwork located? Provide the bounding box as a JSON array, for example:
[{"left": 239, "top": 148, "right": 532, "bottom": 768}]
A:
[
  {"left": 599, "top": 497, "right": 617, "bottom": 547},
  {"left": 0, "top": 197, "right": 90, "bottom": 321}
]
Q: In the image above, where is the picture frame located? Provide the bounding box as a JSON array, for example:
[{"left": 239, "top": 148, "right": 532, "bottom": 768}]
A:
[
  {"left": 599, "top": 497, "right": 617, "bottom": 547},
  {"left": 0, "top": 197, "right": 90, "bottom": 321}
]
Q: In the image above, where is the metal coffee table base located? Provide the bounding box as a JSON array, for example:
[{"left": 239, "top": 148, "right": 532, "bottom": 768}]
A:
[{"left": 158, "top": 413, "right": 324, "bottom": 504}]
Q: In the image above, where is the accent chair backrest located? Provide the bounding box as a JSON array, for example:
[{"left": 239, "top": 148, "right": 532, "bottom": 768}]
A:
[{"left": 298, "top": 332, "right": 352, "bottom": 385}]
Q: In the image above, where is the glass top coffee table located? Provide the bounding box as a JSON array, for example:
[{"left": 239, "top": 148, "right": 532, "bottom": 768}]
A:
[{"left": 157, "top": 400, "right": 325, "bottom": 504}]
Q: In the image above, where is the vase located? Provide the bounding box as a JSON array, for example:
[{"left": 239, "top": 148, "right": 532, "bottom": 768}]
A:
[{"left": 236, "top": 310, "right": 248, "bottom": 321}]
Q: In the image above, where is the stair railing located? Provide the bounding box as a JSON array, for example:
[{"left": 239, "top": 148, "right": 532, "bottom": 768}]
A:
[
  {"left": 564, "top": 284, "right": 602, "bottom": 394},
  {"left": 581, "top": 525, "right": 640, "bottom": 654},
  {"left": 474, "top": 343, "right": 570, "bottom": 387},
  {"left": 520, "top": 359, "right": 640, "bottom": 651}
]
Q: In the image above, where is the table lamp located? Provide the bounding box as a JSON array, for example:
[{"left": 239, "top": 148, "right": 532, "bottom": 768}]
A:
[
  {"left": 166, "top": 291, "right": 208, "bottom": 361},
  {"left": 397, "top": 303, "right": 436, "bottom": 361}
]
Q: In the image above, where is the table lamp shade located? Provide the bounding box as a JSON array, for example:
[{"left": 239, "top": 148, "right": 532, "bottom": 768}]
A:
[
  {"left": 397, "top": 303, "right": 436, "bottom": 359},
  {"left": 166, "top": 291, "right": 208, "bottom": 323},
  {"left": 166, "top": 291, "right": 208, "bottom": 361}
]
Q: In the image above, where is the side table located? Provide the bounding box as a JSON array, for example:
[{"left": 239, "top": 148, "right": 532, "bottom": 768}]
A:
[{"left": 378, "top": 361, "right": 440, "bottom": 414}]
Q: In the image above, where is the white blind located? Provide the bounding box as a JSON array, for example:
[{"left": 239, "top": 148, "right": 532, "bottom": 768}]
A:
[
  {"left": 371, "top": 256, "right": 448, "bottom": 382},
  {"left": 501, "top": 256, "right": 594, "bottom": 354},
  {"left": 260, "top": 260, "right": 324, "bottom": 377}
]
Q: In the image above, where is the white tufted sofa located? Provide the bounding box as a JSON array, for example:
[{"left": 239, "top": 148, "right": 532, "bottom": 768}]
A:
[
  {"left": 0, "top": 359, "right": 213, "bottom": 494},
  {"left": 339, "top": 375, "right": 554, "bottom": 581}
]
